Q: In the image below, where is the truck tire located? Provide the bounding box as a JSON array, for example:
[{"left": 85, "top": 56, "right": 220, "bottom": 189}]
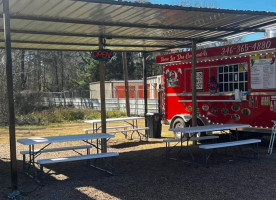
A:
[
  {"left": 187, "top": 118, "right": 206, "bottom": 138},
  {"left": 172, "top": 118, "right": 186, "bottom": 138}
]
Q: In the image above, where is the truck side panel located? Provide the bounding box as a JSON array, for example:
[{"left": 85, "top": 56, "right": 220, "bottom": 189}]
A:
[{"left": 164, "top": 55, "right": 276, "bottom": 129}]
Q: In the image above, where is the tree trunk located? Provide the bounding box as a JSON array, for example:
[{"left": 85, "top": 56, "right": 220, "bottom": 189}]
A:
[
  {"left": 60, "top": 52, "right": 64, "bottom": 91},
  {"left": 36, "top": 51, "right": 41, "bottom": 91},
  {"left": 20, "top": 50, "right": 26, "bottom": 90},
  {"left": 54, "top": 52, "right": 59, "bottom": 91}
]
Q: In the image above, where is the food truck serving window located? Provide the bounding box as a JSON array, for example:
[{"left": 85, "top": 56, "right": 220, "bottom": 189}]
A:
[{"left": 218, "top": 63, "right": 248, "bottom": 92}]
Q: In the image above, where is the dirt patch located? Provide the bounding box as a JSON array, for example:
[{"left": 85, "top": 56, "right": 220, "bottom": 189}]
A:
[{"left": 1, "top": 122, "right": 276, "bottom": 199}]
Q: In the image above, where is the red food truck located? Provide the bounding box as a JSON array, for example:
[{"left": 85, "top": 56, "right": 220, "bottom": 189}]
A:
[{"left": 156, "top": 37, "right": 276, "bottom": 136}]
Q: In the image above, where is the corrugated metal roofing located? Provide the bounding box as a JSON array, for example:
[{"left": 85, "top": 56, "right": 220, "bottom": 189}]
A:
[{"left": 1, "top": 0, "right": 276, "bottom": 52}]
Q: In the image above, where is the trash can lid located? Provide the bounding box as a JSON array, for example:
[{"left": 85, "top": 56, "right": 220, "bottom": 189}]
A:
[
  {"left": 146, "top": 113, "right": 154, "bottom": 116},
  {"left": 153, "top": 113, "right": 163, "bottom": 115}
]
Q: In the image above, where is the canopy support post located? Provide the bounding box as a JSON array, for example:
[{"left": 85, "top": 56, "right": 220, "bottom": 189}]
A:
[
  {"left": 143, "top": 53, "right": 148, "bottom": 126},
  {"left": 122, "top": 52, "right": 130, "bottom": 116},
  {"left": 191, "top": 40, "right": 197, "bottom": 127},
  {"left": 3, "top": 0, "right": 21, "bottom": 198},
  {"left": 99, "top": 37, "right": 107, "bottom": 153}
]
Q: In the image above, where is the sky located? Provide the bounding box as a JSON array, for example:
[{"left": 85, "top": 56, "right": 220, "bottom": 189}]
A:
[
  {"left": 150, "top": 0, "right": 276, "bottom": 11},
  {"left": 150, "top": 0, "right": 276, "bottom": 41}
]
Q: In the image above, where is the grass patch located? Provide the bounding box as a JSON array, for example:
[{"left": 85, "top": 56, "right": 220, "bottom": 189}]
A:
[
  {"left": 0, "top": 120, "right": 172, "bottom": 144},
  {"left": 14, "top": 108, "right": 127, "bottom": 126}
]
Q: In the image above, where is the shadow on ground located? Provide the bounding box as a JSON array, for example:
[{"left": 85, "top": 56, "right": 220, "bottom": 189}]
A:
[
  {"left": 110, "top": 141, "right": 162, "bottom": 149},
  {"left": 1, "top": 143, "right": 276, "bottom": 200}
]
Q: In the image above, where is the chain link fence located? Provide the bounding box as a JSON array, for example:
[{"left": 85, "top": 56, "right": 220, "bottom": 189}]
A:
[{"left": 41, "top": 88, "right": 160, "bottom": 115}]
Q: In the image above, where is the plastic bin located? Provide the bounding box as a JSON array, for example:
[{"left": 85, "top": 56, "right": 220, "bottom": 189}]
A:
[{"left": 146, "top": 113, "right": 162, "bottom": 138}]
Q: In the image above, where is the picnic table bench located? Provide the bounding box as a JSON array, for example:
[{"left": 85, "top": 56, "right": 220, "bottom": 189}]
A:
[
  {"left": 106, "top": 127, "right": 149, "bottom": 140},
  {"left": 84, "top": 125, "right": 131, "bottom": 134},
  {"left": 18, "top": 133, "right": 119, "bottom": 184},
  {"left": 199, "top": 139, "right": 261, "bottom": 167},
  {"left": 85, "top": 117, "right": 149, "bottom": 140},
  {"left": 163, "top": 135, "right": 219, "bottom": 159},
  {"left": 167, "top": 124, "right": 255, "bottom": 165}
]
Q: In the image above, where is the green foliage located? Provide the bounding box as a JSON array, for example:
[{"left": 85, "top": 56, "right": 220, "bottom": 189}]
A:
[
  {"left": 105, "top": 52, "right": 138, "bottom": 80},
  {"left": 16, "top": 114, "right": 36, "bottom": 125},
  {"left": 15, "top": 108, "right": 127, "bottom": 126},
  {"left": 106, "top": 109, "right": 127, "bottom": 118},
  {"left": 72, "top": 51, "right": 163, "bottom": 92},
  {"left": 82, "top": 109, "right": 101, "bottom": 119},
  {"left": 63, "top": 110, "right": 85, "bottom": 121},
  {"left": 14, "top": 91, "right": 44, "bottom": 115},
  {"left": 105, "top": 52, "right": 124, "bottom": 80},
  {"left": 72, "top": 52, "right": 99, "bottom": 90}
]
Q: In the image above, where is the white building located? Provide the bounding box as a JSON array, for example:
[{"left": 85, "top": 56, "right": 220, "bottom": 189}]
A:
[{"left": 89, "top": 75, "right": 163, "bottom": 99}]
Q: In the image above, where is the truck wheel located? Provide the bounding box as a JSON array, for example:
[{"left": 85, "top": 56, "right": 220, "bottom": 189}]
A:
[
  {"left": 172, "top": 118, "right": 186, "bottom": 138},
  {"left": 187, "top": 118, "right": 206, "bottom": 138}
]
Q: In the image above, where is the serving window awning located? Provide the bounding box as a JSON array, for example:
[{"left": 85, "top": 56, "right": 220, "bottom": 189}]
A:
[{"left": 0, "top": 0, "right": 276, "bottom": 52}]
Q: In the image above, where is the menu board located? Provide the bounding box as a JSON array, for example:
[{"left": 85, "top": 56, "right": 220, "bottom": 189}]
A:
[
  {"left": 190, "top": 71, "right": 203, "bottom": 90},
  {"left": 251, "top": 58, "right": 276, "bottom": 89},
  {"left": 196, "top": 71, "right": 203, "bottom": 90}
]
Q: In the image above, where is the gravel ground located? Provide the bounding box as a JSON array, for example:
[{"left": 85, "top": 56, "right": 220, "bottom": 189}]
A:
[{"left": 1, "top": 138, "right": 276, "bottom": 200}]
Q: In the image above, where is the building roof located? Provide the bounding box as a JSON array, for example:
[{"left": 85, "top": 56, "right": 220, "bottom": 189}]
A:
[{"left": 1, "top": 0, "right": 276, "bottom": 52}]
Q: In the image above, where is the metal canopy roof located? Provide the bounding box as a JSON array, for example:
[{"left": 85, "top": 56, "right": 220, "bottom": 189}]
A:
[{"left": 1, "top": 0, "right": 276, "bottom": 52}]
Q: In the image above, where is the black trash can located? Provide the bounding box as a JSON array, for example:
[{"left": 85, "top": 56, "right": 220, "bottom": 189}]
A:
[
  {"left": 146, "top": 113, "right": 162, "bottom": 138},
  {"left": 146, "top": 113, "right": 154, "bottom": 138}
]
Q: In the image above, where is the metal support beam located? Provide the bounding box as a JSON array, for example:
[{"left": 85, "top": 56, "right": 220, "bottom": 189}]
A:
[
  {"left": 191, "top": 40, "right": 197, "bottom": 127},
  {"left": 122, "top": 52, "right": 130, "bottom": 116},
  {"left": 143, "top": 53, "right": 148, "bottom": 126},
  {"left": 0, "top": 29, "right": 225, "bottom": 42},
  {"left": 99, "top": 37, "right": 107, "bottom": 153},
  {"left": 3, "top": 0, "right": 20, "bottom": 198},
  {"left": 0, "top": 39, "right": 173, "bottom": 48},
  {"left": 4, "top": 14, "right": 264, "bottom": 33}
]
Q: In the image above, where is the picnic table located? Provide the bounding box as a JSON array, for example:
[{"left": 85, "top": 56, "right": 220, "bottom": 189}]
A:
[
  {"left": 17, "top": 133, "right": 118, "bottom": 184},
  {"left": 84, "top": 116, "right": 149, "bottom": 140},
  {"left": 166, "top": 124, "right": 260, "bottom": 166}
]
